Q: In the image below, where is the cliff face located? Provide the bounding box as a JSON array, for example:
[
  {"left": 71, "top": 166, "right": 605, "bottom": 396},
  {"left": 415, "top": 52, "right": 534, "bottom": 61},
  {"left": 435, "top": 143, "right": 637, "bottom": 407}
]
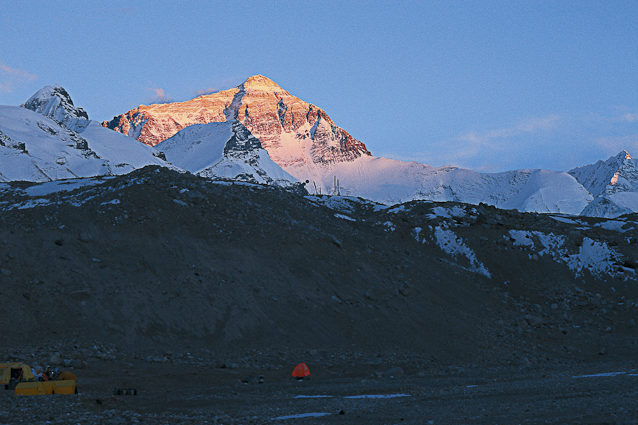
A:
[
  {"left": 103, "top": 75, "right": 370, "bottom": 168},
  {"left": 103, "top": 87, "right": 236, "bottom": 147}
]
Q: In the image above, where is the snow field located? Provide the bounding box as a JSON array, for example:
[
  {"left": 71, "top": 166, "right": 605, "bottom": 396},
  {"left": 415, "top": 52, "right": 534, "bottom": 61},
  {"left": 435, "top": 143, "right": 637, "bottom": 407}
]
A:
[
  {"left": 431, "top": 224, "right": 491, "bottom": 278},
  {"left": 508, "top": 230, "right": 628, "bottom": 279}
]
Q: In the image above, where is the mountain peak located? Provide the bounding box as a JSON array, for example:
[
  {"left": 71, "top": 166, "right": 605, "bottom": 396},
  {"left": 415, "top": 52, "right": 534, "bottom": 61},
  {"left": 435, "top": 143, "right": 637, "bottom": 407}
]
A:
[
  {"left": 104, "top": 75, "right": 371, "bottom": 165},
  {"left": 21, "top": 85, "right": 89, "bottom": 131},
  {"left": 241, "top": 75, "right": 281, "bottom": 90},
  {"left": 616, "top": 150, "right": 632, "bottom": 160},
  {"left": 569, "top": 149, "right": 638, "bottom": 199}
]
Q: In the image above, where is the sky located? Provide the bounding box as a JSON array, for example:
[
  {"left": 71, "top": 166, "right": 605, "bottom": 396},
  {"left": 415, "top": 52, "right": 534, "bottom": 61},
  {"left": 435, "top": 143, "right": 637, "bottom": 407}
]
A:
[{"left": 1, "top": 0, "right": 637, "bottom": 172}]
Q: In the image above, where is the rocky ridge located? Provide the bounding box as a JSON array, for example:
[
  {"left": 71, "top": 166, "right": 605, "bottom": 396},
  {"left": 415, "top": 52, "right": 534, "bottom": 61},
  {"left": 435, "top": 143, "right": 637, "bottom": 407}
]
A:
[
  {"left": 570, "top": 151, "right": 638, "bottom": 198},
  {"left": 8, "top": 81, "right": 638, "bottom": 217},
  {"left": 0, "top": 86, "right": 304, "bottom": 189},
  {"left": 0, "top": 165, "right": 635, "bottom": 354},
  {"left": 0, "top": 101, "right": 169, "bottom": 182}
]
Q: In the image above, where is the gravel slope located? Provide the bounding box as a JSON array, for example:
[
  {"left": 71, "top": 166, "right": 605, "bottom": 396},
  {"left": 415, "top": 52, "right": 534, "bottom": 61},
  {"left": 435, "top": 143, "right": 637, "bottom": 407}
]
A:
[{"left": 0, "top": 166, "right": 636, "bottom": 423}]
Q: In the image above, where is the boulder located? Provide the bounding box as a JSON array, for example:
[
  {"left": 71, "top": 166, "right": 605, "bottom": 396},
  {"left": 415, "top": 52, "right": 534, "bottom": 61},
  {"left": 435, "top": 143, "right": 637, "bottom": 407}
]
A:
[
  {"left": 385, "top": 366, "right": 404, "bottom": 377},
  {"left": 524, "top": 314, "right": 543, "bottom": 328},
  {"left": 78, "top": 233, "right": 93, "bottom": 242},
  {"left": 68, "top": 289, "right": 91, "bottom": 300},
  {"left": 50, "top": 352, "right": 62, "bottom": 364}
]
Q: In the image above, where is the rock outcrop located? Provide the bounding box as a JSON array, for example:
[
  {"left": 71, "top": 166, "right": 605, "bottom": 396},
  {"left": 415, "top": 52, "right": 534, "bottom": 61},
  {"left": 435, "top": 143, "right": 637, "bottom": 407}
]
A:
[{"left": 569, "top": 151, "right": 638, "bottom": 198}]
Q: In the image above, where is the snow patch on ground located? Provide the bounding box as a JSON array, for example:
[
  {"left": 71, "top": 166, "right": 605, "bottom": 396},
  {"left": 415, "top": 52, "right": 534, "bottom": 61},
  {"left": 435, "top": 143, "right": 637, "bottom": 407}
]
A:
[
  {"left": 412, "top": 227, "right": 423, "bottom": 242},
  {"left": 272, "top": 412, "right": 330, "bottom": 420},
  {"left": 343, "top": 394, "right": 411, "bottom": 399},
  {"left": 23, "top": 178, "right": 108, "bottom": 197},
  {"left": 294, "top": 395, "right": 334, "bottom": 399},
  {"left": 373, "top": 204, "right": 391, "bottom": 212},
  {"left": 573, "top": 372, "right": 628, "bottom": 378},
  {"left": 428, "top": 206, "right": 467, "bottom": 219},
  {"left": 508, "top": 230, "right": 626, "bottom": 279},
  {"left": 566, "top": 237, "right": 622, "bottom": 276},
  {"left": 334, "top": 213, "right": 355, "bottom": 221},
  {"left": 17, "top": 199, "right": 52, "bottom": 209},
  {"left": 509, "top": 230, "right": 534, "bottom": 247},
  {"left": 433, "top": 225, "right": 491, "bottom": 277},
  {"left": 383, "top": 221, "right": 396, "bottom": 232},
  {"left": 0, "top": 172, "right": 153, "bottom": 212},
  {"left": 388, "top": 205, "right": 407, "bottom": 214},
  {"left": 550, "top": 215, "right": 581, "bottom": 225},
  {"left": 594, "top": 220, "right": 631, "bottom": 232},
  {"left": 305, "top": 195, "right": 380, "bottom": 214},
  {"left": 535, "top": 232, "right": 566, "bottom": 257},
  {"left": 211, "top": 181, "right": 261, "bottom": 188}
]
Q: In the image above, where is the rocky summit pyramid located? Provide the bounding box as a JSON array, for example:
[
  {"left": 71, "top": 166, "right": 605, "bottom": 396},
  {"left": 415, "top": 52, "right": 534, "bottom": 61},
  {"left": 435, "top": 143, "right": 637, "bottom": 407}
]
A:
[{"left": 103, "top": 75, "right": 370, "bottom": 169}]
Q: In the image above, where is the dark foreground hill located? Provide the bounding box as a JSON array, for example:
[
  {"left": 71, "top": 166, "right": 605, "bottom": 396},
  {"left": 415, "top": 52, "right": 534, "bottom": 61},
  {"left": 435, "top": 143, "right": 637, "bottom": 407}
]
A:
[{"left": 0, "top": 166, "right": 637, "bottom": 423}]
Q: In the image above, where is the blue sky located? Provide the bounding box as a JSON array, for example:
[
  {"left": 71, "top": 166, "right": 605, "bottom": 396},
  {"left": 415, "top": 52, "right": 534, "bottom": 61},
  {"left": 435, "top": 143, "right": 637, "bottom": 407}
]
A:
[{"left": 1, "top": 1, "right": 637, "bottom": 172}]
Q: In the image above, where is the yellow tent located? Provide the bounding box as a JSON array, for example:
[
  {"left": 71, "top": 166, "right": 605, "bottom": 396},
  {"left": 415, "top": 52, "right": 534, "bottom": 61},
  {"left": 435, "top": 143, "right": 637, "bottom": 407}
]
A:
[{"left": 0, "top": 362, "right": 35, "bottom": 385}]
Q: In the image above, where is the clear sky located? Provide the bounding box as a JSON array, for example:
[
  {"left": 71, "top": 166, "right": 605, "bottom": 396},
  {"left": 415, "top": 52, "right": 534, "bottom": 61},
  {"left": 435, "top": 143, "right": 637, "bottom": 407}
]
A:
[{"left": 1, "top": 0, "right": 637, "bottom": 172}]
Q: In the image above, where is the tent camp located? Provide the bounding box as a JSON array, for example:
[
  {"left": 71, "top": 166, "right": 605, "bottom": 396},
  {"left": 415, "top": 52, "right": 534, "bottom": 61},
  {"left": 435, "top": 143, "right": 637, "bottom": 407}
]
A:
[
  {"left": 0, "top": 363, "right": 35, "bottom": 386},
  {"left": 291, "top": 363, "right": 311, "bottom": 379},
  {"left": 1, "top": 362, "right": 77, "bottom": 395}
]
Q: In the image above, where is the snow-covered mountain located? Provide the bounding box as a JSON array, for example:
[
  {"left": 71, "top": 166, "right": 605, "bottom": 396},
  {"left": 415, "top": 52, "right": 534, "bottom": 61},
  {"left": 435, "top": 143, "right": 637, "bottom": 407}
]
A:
[
  {"left": 7, "top": 81, "right": 637, "bottom": 219},
  {"left": 105, "top": 75, "right": 593, "bottom": 214},
  {"left": 305, "top": 156, "right": 593, "bottom": 214},
  {"left": 569, "top": 151, "right": 638, "bottom": 218},
  {"left": 103, "top": 75, "right": 370, "bottom": 169},
  {"left": 0, "top": 85, "right": 304, "bottom": 191},
  {"left": 156, "top": 120, "right": 300, "bottom": 189},
  {"left": 0, "top": 85, "right": 170, "bottom": 182},
  {"left": 22, "top": 85, "right": 90, "bottom": 132}
]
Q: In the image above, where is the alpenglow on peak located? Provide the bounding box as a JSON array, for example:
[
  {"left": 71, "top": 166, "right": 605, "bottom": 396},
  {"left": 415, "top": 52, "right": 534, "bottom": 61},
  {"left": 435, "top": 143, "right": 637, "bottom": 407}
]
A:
[
  {"left": 240, "top": 74, "right": 282, "bottom": 90},
  {"left": 103, "top": 75, "right": 371, "bottom": 166}
]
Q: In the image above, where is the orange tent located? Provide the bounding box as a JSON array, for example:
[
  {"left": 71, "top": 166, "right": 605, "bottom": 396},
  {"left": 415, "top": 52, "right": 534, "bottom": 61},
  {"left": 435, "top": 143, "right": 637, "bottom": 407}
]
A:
[
  {"left": 291, "top": 363, "right": 310, "bottom": 378},
  {"left": 59, "top": 371, "right": 77, "bottom": 382}
]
